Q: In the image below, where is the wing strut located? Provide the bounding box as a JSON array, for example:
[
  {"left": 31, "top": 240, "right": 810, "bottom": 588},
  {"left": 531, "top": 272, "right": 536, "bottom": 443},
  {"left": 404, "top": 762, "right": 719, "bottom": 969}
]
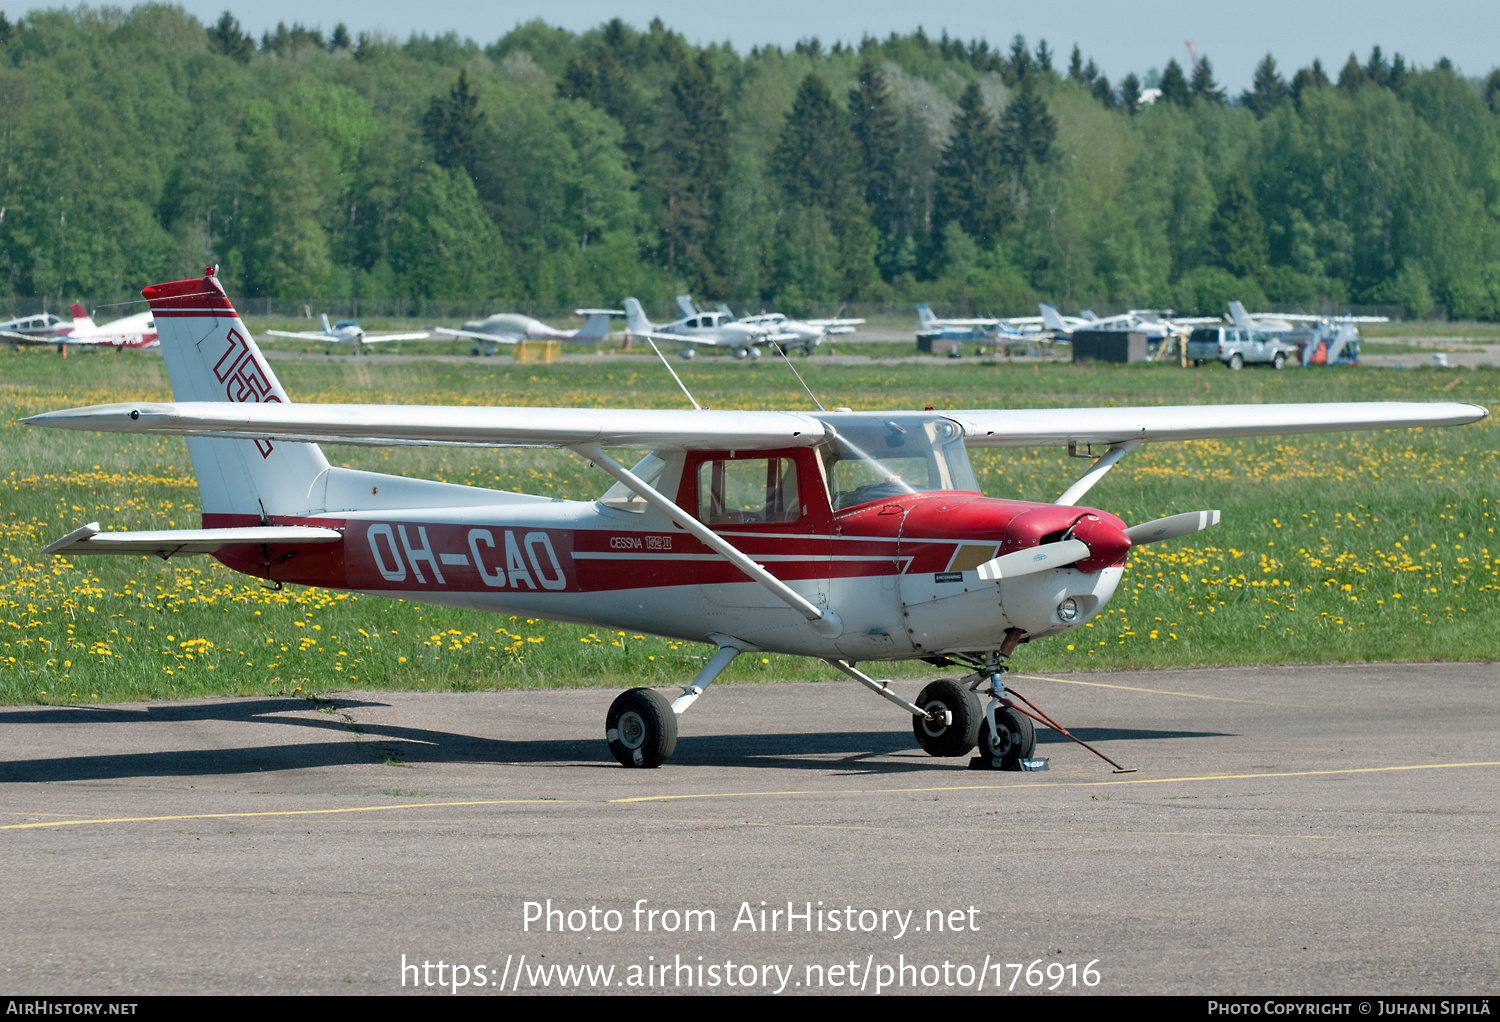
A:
[
  {"left": 571, "top": 443, "right": 843, "bottom": 638},
  {"left": 1055, "top": 440, "right": 1139, "bottom": 506}
]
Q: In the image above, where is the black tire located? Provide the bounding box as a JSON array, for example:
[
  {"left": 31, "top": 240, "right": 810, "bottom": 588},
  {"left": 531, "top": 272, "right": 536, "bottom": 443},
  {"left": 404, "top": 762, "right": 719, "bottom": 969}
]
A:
[
  {"left": 977, "top": 706, "right": 1037, "bottom": 768},
  {"left": 606, "top": 688, "right": 678, "bottom": 768},
  {"left": 1272, "top": 351, "right": 1286, "bottom": 370},
  {"left": 1228, "top": 352, "right": 1244, "bottom": 370},
  {"left": 912, "top": 679, "right": 982, "bottom": 757}
]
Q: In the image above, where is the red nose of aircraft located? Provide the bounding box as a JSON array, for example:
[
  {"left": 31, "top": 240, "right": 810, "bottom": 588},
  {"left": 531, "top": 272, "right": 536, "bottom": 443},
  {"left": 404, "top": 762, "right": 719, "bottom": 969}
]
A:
[{"left": 897, "top": 495, "right": 1131, "bottom": 573}]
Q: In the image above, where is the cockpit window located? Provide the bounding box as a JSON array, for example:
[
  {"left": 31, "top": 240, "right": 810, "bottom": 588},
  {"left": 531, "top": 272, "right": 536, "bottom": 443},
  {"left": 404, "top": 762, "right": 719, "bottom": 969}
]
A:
[{"left": 816, "top": 416, "right": 978, "bottom": 511}]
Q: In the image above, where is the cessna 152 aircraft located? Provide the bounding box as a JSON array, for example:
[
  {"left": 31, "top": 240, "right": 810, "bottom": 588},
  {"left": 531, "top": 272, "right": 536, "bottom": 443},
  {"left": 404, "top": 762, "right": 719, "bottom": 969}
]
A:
[
  {"left": 26, "top": 270, "right": 1487, "bottom": 770},
  {"left": 266, "top": 313, "right": 431, "bottom": 353},
  {"left": 432, "top": 309, "right": 622, "bottom": 355}
]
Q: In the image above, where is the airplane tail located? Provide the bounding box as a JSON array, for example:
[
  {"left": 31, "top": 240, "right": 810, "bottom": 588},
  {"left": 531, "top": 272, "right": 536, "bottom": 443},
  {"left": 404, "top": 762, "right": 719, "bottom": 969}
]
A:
[
  {"left": 68, "top": 302, "right": 96, "bottom": 331},
  {"left": 716, "top": 303, "right": 735, "bottom": 320},
  {"left": 675, "top": 295, "right": 697, "bottom": 318},
  {"left": 321, "top": 312, "right": 333, "bottom": 335},
  {"left": 1039, "top": 303, "right": 1068, "bottom": 332},
  {"left": 142, "top": 268, "right": 330, "bottom": 520},
  {"left": 916, "top": 304, "right": 937, "bottom": 328},
  {"left": 1080, "top": 309, "right": 1100, "bottom": 322},
  {"left": 624, "top": 298, "right": 652, "bottom": 336},
  {"left": 573, "top": 312, "right": 611, "bottom": 342},
  {"left": 1227, "top": 300, "right": 1253, "bottom": 331}
]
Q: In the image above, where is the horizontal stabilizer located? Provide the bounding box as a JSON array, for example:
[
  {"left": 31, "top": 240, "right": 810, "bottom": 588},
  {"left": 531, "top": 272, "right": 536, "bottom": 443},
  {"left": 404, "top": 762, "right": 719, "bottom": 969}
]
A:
[
  {"left": 1125, "top": 510, "right": 1220, "bottom": 545},
  {"left": 42, "top": 522, "right": 342, "bottom": 559}
]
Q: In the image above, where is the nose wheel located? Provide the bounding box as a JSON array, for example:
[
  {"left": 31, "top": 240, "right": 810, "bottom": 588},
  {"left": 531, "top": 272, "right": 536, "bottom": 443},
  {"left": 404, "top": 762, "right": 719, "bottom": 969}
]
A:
[{"left": 977, "top": 706, "right": 1036, "bottom": 769}]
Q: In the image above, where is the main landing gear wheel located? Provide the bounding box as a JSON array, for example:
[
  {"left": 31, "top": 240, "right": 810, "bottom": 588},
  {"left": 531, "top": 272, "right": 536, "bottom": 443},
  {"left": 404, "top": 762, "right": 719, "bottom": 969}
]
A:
[
  {"left": 978, "top": 706, "right": 1036, "bottom": 769},
  {"left": 912, "top": 679, "right": 982, "bottom": 757},
  {"left": 606, "top": 687, "right": 678, "bottom": 768}
]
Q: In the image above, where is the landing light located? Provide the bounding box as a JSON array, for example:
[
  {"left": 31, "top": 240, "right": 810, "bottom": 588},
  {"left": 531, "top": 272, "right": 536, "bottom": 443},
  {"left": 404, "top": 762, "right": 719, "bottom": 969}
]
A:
[{"left": 1057, "top": 598, "right": 1079, "bottom": 622}]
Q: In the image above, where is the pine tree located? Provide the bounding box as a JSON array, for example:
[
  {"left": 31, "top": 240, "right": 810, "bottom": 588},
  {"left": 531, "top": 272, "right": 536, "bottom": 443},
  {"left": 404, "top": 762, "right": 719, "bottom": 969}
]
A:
[
  {"left": 1191, "top": 58, "right": 1226, "bottom": 104},
  {"left": 1336, "top": 54, "right": 1365, "bottom": 94},
  {"left": 1092, "top": 74, "right": 1115, "bottom": 108},
  {"left": 1242, "top": 55, "right": 1289, "bottom": 117},
  {"left": 1290, "top": 59, "right": 1329, "bottom": 107},
  {"left": 1001, "top": 76, "right": 1057, "bottom": 167},
  {"left": 1006, "top": 34, "right": 1030, "bottom": 83},
  {"left": 662, "top": 51, "right": 730, "bottom": 293},
  {"left": 209, "top": 12, "right": 253, "bottom": 63},
  {"left": 933, "top": 80, "right": 1007, "bottom": 245},
  {"left": 1159, "top": 59, "right": 1190, "bottom": 106},
  {"left": 1034, "top": 40, "right": 1053, "bottom": 74},
  {"left": 1209, "top": 173, "right": 1268, "bottom": 280},
  {"left": 772, "top": 73, "right": 872, "bottom": 297},
  {"left": 849, "top": 56, "right": 902, "bottom": 276},
  {"left": 1363, "top": 46, "right": 1389, "bottom": 86},
  {"left": 1486, "top": 70, "right": 1500, "bottom": 115},
  {"left": 328, "top": 24, "right": 350, "bottom": 52},
  {"left": 1121, "top": 73, "right": 1142, "bottom": 115},
  {"left": 422, "top": 70, "right": 484, "bottom": 180},
  {"left": 1067, "top": 44, "right": 1084, "bottom": 83}
]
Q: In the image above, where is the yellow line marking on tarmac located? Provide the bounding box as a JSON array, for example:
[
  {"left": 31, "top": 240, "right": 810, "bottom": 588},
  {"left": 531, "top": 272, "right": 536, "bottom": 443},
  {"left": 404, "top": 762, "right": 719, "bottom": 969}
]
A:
[
  {"left": 4, "top": 761, "right": 1496, "bottom": 831},
  {"left": 609, "top": 760, "right": 1500, "bottom": 802},
  {"left": 1009, "top": 673, "right": 1308, "bottom": 706},
  {"left": 730, "top": 821, "right": 1334, "bottom": 840},
  {"left": 0, "top": 798, "right": 578, "bottom": 831}
]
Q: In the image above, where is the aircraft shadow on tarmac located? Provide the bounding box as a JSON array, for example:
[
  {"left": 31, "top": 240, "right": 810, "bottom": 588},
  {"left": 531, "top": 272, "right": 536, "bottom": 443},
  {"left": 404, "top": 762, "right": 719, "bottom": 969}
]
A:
[{"left": 0, "top": 699, "right": 1232, "bottom": 782}]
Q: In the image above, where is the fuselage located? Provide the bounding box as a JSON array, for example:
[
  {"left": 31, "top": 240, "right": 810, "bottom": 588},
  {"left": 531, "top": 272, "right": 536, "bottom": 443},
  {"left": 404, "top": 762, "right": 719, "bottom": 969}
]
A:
[{"left": 208, "top": 444, "right": 1128, "bottom": 660}]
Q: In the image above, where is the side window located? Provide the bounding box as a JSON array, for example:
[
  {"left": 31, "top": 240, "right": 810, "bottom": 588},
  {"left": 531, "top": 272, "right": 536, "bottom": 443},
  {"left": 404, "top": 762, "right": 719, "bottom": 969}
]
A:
[{"left": 698, "top": 458, "right": 801, "bottom": 526}]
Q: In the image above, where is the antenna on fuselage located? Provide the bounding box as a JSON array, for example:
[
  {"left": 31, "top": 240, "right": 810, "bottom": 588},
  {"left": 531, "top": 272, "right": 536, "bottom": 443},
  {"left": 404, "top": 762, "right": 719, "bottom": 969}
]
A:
[
  {"left": 773, "top": 341, "right": 826, "bottom": 412},
  {"left": 647, "top": 339, "right": 701, "bottom": 410}
]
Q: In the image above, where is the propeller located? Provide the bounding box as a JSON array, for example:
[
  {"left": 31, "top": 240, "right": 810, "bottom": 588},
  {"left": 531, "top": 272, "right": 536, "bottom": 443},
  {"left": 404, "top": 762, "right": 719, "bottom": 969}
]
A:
[
  {"left": 976, "top": 539, "right": 1090, "bottom": 580},
  {"left": 1125, "top": 510, "right": 1220, "bottom": 545},
  {"left": 973, "top": 510, "right": 1220, "bottom": 582}
]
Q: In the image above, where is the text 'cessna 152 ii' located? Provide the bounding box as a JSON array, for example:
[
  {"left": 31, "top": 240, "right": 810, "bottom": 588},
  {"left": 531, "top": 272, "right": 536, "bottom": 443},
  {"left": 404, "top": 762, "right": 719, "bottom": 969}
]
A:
[{"left": 26, "top": 270, "right": 1487, "bottom": 770}]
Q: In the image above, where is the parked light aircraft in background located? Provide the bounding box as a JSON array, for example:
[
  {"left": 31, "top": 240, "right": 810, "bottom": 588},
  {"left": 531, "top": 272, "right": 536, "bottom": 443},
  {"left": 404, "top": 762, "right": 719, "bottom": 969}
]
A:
[
  {"left": 917, "top": 304, "right": 1044, "bottom": 343},
  {"left": 266, "top": 314, "right": 431, "bottom": 352},
  {"left": 27, "top": 268, "right": 1488, "bottom": 771},
  {"left": 675, "top": 296, "right": 863, "bottom": 354},
  {"left": 433, "top": 309, "right": 622, "bottom": 355},
  {"left": 1227, "top": 300, "right": 1389, "bottom": 336},
  {"left": 2, "top": 302, "right": 158, "bottom": 351},
  {"left": 623, "top": 297, "right": 794, "bottom": 359}
]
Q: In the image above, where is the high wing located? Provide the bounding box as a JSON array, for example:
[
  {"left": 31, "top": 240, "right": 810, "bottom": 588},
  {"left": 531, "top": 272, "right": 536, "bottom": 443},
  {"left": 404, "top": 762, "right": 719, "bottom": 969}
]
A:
[
  {"left": 24, "top": 401, "right": 1485, "bottom": 451},
  {"left": 947, "top": 403, "right": 1485, "bottom": 445}
]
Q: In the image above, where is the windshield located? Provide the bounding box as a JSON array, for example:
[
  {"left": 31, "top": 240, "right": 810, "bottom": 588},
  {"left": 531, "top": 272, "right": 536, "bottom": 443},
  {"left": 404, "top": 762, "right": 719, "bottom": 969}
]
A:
[{"left": 817, "top": 416, "right": 978, "bottom": 511}]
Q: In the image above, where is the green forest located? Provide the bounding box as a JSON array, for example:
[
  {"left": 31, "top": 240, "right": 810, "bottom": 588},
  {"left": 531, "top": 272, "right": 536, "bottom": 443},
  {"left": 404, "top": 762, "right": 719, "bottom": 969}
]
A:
[{"left": 3, "top": 5, "right": 1500, "bottom": 318}]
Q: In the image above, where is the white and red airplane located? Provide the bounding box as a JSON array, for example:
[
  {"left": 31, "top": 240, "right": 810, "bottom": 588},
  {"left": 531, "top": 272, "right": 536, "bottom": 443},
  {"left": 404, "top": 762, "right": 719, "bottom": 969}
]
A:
[
  {"left": 26, "top": 270, "right": 1487, "bottom": 770},
  {"left": 1, "top": 302, "right": 158, "bottom": 351},
  {"left": 432, "top": 309, "right": 622, "bottom": 355}
]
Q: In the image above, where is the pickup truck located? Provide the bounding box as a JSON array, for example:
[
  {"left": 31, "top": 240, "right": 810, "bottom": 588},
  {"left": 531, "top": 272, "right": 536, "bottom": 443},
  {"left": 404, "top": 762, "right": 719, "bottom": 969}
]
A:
[{"left": 1185, "top": 326, "right": 1298, "bottom": 369}]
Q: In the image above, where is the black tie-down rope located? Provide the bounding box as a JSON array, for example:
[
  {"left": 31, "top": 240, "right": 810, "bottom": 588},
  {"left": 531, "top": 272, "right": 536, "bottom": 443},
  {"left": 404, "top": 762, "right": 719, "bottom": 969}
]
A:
[{"left": 1001, "top": 686, "right": 1138, "bottom": 774}]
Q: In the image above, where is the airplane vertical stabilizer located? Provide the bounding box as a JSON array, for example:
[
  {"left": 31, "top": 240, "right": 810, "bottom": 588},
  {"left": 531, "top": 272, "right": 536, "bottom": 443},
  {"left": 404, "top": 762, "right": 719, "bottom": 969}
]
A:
[
  {"left": 916, "top": 304, "right": 937, "bottom": 328},
  {"left": 68, "top": 302, "right": 97, "bottom": 331},
  {"left": 1039, "top": 303, "right": 1067, "bottom": 332},
  {"left": 141, "top": 269, "right": 330, "bottom": 519},
  {"left": 573, "top": 313, "right": 612, "bottom": 342},
  {"left": 1227, "top": 300, "right": 1253, "bottom": 331},
  {"left": 675, "top": 295, "right": 698, "bottom": 318},
  {"left": 624, "top": 298, "right": 652, "bottom": 336}
]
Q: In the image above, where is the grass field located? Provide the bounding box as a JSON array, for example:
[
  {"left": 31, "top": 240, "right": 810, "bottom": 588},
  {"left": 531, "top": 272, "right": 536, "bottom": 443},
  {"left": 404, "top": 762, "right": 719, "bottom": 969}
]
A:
[{"left": 1, "top": 344, "right": 1494, "bottom": 706}]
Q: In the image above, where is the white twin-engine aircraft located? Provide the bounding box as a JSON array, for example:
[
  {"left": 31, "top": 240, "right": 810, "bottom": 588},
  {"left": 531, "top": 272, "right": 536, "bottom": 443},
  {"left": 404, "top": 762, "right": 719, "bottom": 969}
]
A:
[{"left": 26, "top": 270, "right": 1486, "bottom": 770}]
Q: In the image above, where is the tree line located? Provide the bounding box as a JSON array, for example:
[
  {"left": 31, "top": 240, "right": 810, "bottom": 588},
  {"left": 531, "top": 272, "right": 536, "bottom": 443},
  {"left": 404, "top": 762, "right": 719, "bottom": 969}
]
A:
[{"left": 1, "top": 6, "right": 1498, "bottom": 319}]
